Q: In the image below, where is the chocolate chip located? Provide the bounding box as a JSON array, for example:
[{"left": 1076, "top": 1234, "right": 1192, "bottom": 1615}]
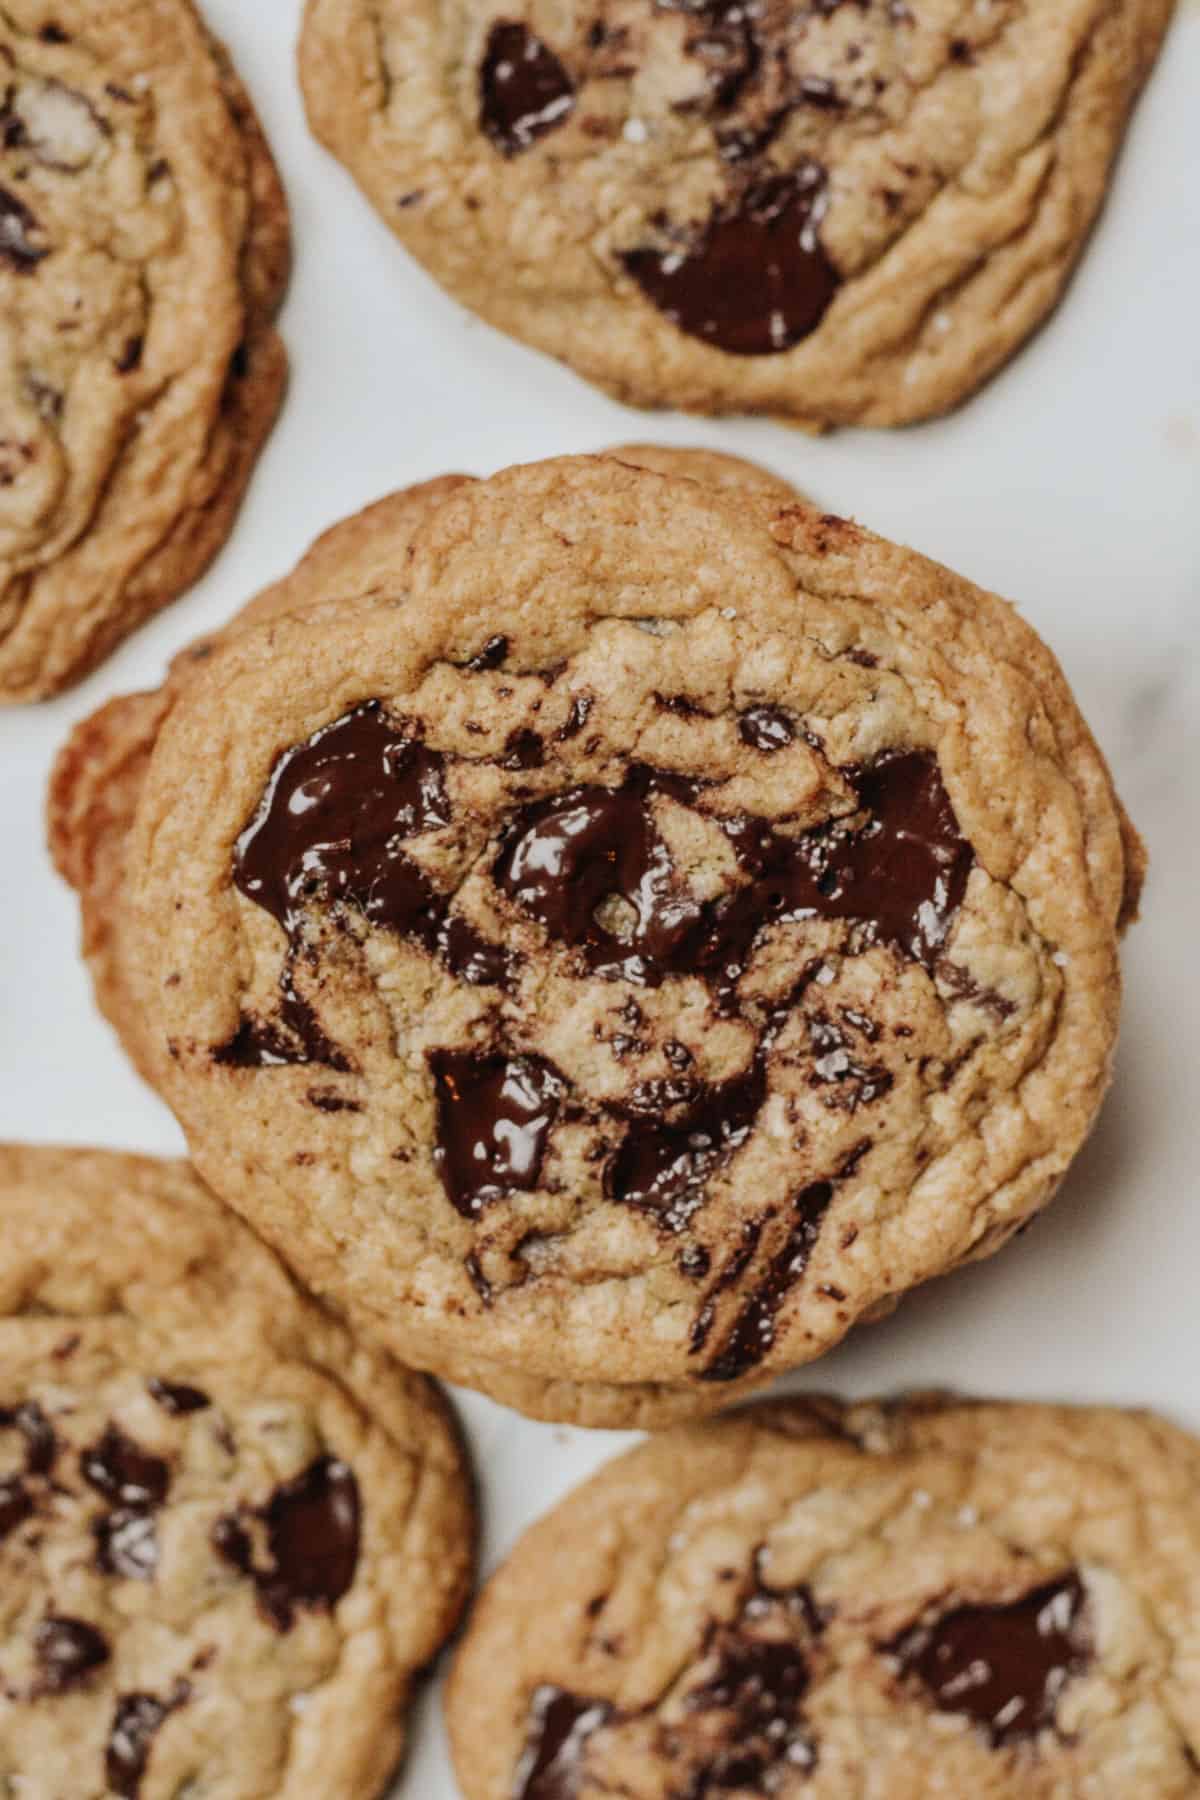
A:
[
  {"left": 0, "top": 1474, "right": 33, "bottom": 1541},
  {"left": 146, "top": 1379, "right": 210, "bottom": 1416},
  {"left": 504, "top": 727, "right": 546, "bottom": 770},
  {"left": 622, "top": 166, "right": 839, "bottom": 356},
  {"left": 0, "top": 185, "right": 49, "bottom": 271},
  {"left": 215, "top": 1457, "right": 360, "bottom": 1632},
  {"left": 33, "top": 1616, "right": 110, "bottom": 1695},
  {"left": 214, "top": 963, "right": 351, "bottom": 1071},
  {"left": 514, "top": 1686, "right": 614, "bottom": 1800},
  {"left": 607, "top": 1058, "right": 767, "bottom": 1232},
  {"left": 467, "top": 634, "right": 510, "bottom": 671},
  {"left": 429, "top": 1048, "right": 567, "bottom": 1217},
  {"left": 557, "top": 694, "right": 592, "bottom": 740},
  {"left": 0, "top": 1400, "right": 57, "bottom": 1475},
  {"left": 115, "top": 334, "right": 144, "bottom": 373},
  {"left": 684, "top": 1632, "right": 817, "bottom": 1786},
  {"left": 887, "top": 1572, "right": 1090, "bottom": 1745},
  {"left": 81, "top": 1425, "right": 169, "bottom": 1509},
  {"left": 94, "top": 1507, "right": 158, "bottom": 1581},
  {"left": 480, "top": 22, "right": 575, "bottom": 157},
  {"left": 106, "top": 1684, "right": 190, "bottom": 1798},
  {"left": 738, "top": 705, "right": 795, "bottom": 752}
]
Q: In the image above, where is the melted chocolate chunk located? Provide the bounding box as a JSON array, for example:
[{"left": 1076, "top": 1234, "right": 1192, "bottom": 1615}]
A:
[
  {"left": 226, "top": 702, "right": 510, "bottom": 1063},
  {"left": 0, "top": 186, "right": 49, "bottom": 271},
  {"left": 0, "top": 1474, "right": 33, "bottom": 1540},
  {"left": 467, "top": 634, "right": 510, "bottom": 671},
  {"left": 33, "top": 1616, "right": 110, "bottom": 1695},
  {"left": 480, "top": 22, "right": 576, "bottom": 156},
  {"left": 606, "top": 1055, "right": 766, "bottom": 1231},
  {"left": 498, "top": 750, "right": 970, "bottom": 1005},
  {"left": 0, "top": 1399, "right": 57, "bottom": 1474},
  {"left": 430, "top": 1049, "right": 567, "bottom": 1217},
  {"left": 81, "top": 1425, "right": 169, "bottom": 1509},
  {"left": 95, "top": 1507, "right": 159, "bottom": 1581},
  {"left": 686, "top": 1632, "right": 816, "bottom": 1790},
  {"left": 514, "top": 1685, "right": 614, "bottom": 1800},
  {"left": 738, "top": 706, "right": 795, "bottom": 752},
  {"left": 235, "top": 701, "right": 451, "bottom": 936},
  {"left": 494, "top": 765, "right": 705, "bottom": 984},
  {"left": 888, "top": 1572, "right": 1090, "bottom": 1746},
  {"left": 700, "top": 1177, "right": 835, "bottom": 1380},
  {"left": 622, "top": 167, "right": 838, "bottom": 356},
  {"left": 146, "top": 1378, "right": 210, "bottom": 1416},
  {"left": 215, "top": 1457, "right": 360, "bottom": 1632},
  {"left": 106, "top": 1684, "right": 190, "bottom": 1798},
  {"left": 504, "top": 727, "right": 547, "bottom": 770}
]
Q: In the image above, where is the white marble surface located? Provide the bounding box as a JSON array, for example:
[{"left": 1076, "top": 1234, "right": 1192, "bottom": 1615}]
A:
[{"left": 0, "top": 6, "right": 1197, "bottom": 1794}]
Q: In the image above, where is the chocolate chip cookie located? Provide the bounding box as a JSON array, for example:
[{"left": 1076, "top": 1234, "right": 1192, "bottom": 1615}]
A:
[
  {"left": 0, "top": 0, "right": 289, "bottom": 702},
  {"left": 299, "top": 0, "right": 1174, "bottom": 426},
  {"left": 58, "top": 451, "right": 1142, "bottom": 1427},
  {"left": 0, "top": 1144, "right": 474, "bottom": 1795},
  {"left": 447, "top": 1394, "right": 1200, "bottom": 1798}
]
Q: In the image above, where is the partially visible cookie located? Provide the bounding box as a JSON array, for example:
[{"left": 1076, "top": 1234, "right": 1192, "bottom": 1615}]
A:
[
  {"left": 299, "top": 0, "right": 1175, "bottom": 426},
  {"left": 447, "top": 1395, "right": 1200, "bottom": 1798},
  {"left": 0, "top": 1144, "right": 474, "bottom": 1795},
  {"left": 101, "top": 452, "right": 1142, "bottom": 1428},
  {"left": 0, "top": 0, "right": 289, "bottom": 701},
  {"left": 47, "top": 445, "right": 796, "bottom": 1088}
]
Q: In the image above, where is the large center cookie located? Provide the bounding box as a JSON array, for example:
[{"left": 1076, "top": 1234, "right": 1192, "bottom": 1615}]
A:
[
  {"left": 447, "top": 1395, "right": 1200, "bottom": 1797},
  {"left": 0, "top": 1145, "right": 473, "bottom": 1798},
  {"left": 118, "top": 454, "right": 1140, "bottom": 1424},
  {"left": 0, "top": 0, "right": 288, "bottom": 701},
  {"left": 300, "top": 0, "right": 1174, "bottom": 425}
]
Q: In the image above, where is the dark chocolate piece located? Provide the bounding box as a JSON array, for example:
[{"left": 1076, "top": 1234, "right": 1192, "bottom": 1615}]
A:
[
  {"left": 0, "top": 1399, "right": 57, "bottom": 1474},
  {"left": 0, "top": 186, "right": 49, "bottom": 271},
  {"left": 429, "top": 1048, "right": 567, "bottom": 1217},
  {"left": 106, "top": 1684, "right": 190, "bottom": 1798},
  {"left": 480, "top": 22, "right": 575, "bottom": 156},
  {"left": 606, "top": 1055, "right": 766, "bottom": 1231},
  {"left": 81, "top": 1425, "right": 169, "bottom": 1509},
  {"left": 514, "top": 1685, "right": 614, "bottom": 1800},
  {"left": 622, "top": 167, "right": 838, "bottom": 356},
  {"left": 700, "top": 1177, "right": 834, "bottom": 1381},
  {"left": 887, "top": 1572, "right": 1090, "bottom": 1745},
  {"left": 738, "top": 705, "right": 795, "bottom": 752},
  {"left": 215, "top": 1456, "right": 360, "bottom": 1633},
  {"left": 229, "top": 701, "right": 509, "bottom": 1043},
  {"left": 685, "top": 1632, "right": 816, "bottom": 1788},
  {"left": 94, "top": 1507, "right": 158, "bottom": 1581},
  {"left": 33, "top": 1616, "right": 110, "bottom": 1695},
  {"left": 146, "top": 1379, "right": 210, "bottom": 1416},
  {"left": 0, "top": 1474, "right": 33, "bottom": 1541}
]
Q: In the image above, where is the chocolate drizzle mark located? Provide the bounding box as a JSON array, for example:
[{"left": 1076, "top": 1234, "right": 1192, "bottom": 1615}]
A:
[
  {"left": 481, "top": 22, "right": 576, "bottom": 156},
  {"left": 887, "top": 1572, "right": 1091, "bottom": 1745}
]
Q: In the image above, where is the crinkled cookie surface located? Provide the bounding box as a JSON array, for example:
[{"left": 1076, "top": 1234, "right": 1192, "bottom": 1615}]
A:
[
  {"left": 0, "top": 1144, "right": 473, "bottom": 1797},
  {"left": 448, "top": 1395, "right": 1200, "bottom": 1798},
  {"left": 300, "top": 0, "right": 1174, "bottom": 424},
  {"left": 98, "top": 453, "right": 1142, "bottom": 1427},
  {"left": 0, "top": 0, "right": 288, "bottom": 701}
]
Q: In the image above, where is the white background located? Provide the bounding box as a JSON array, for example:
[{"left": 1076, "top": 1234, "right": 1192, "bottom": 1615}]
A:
[{"left": 0, "top": 5, "right": 1197, "bottom": 1792}]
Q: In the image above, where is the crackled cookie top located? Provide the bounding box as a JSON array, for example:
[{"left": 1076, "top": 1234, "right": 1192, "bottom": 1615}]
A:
[
  {"left": 0, "top": 0, "right": 287, "bottom": 700},
  {"left": 300, "top": 0, "right": 1174, "bottom": 423},
  {"left": 130, "top": 455, "right": 1134, "bottom": 1405},
  {"left": 0, "top": 1146, "right": 473, "bottom": 1798},
  {"left": 447, "top": 1397, "right": 1200, "bottom": 1799}
]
